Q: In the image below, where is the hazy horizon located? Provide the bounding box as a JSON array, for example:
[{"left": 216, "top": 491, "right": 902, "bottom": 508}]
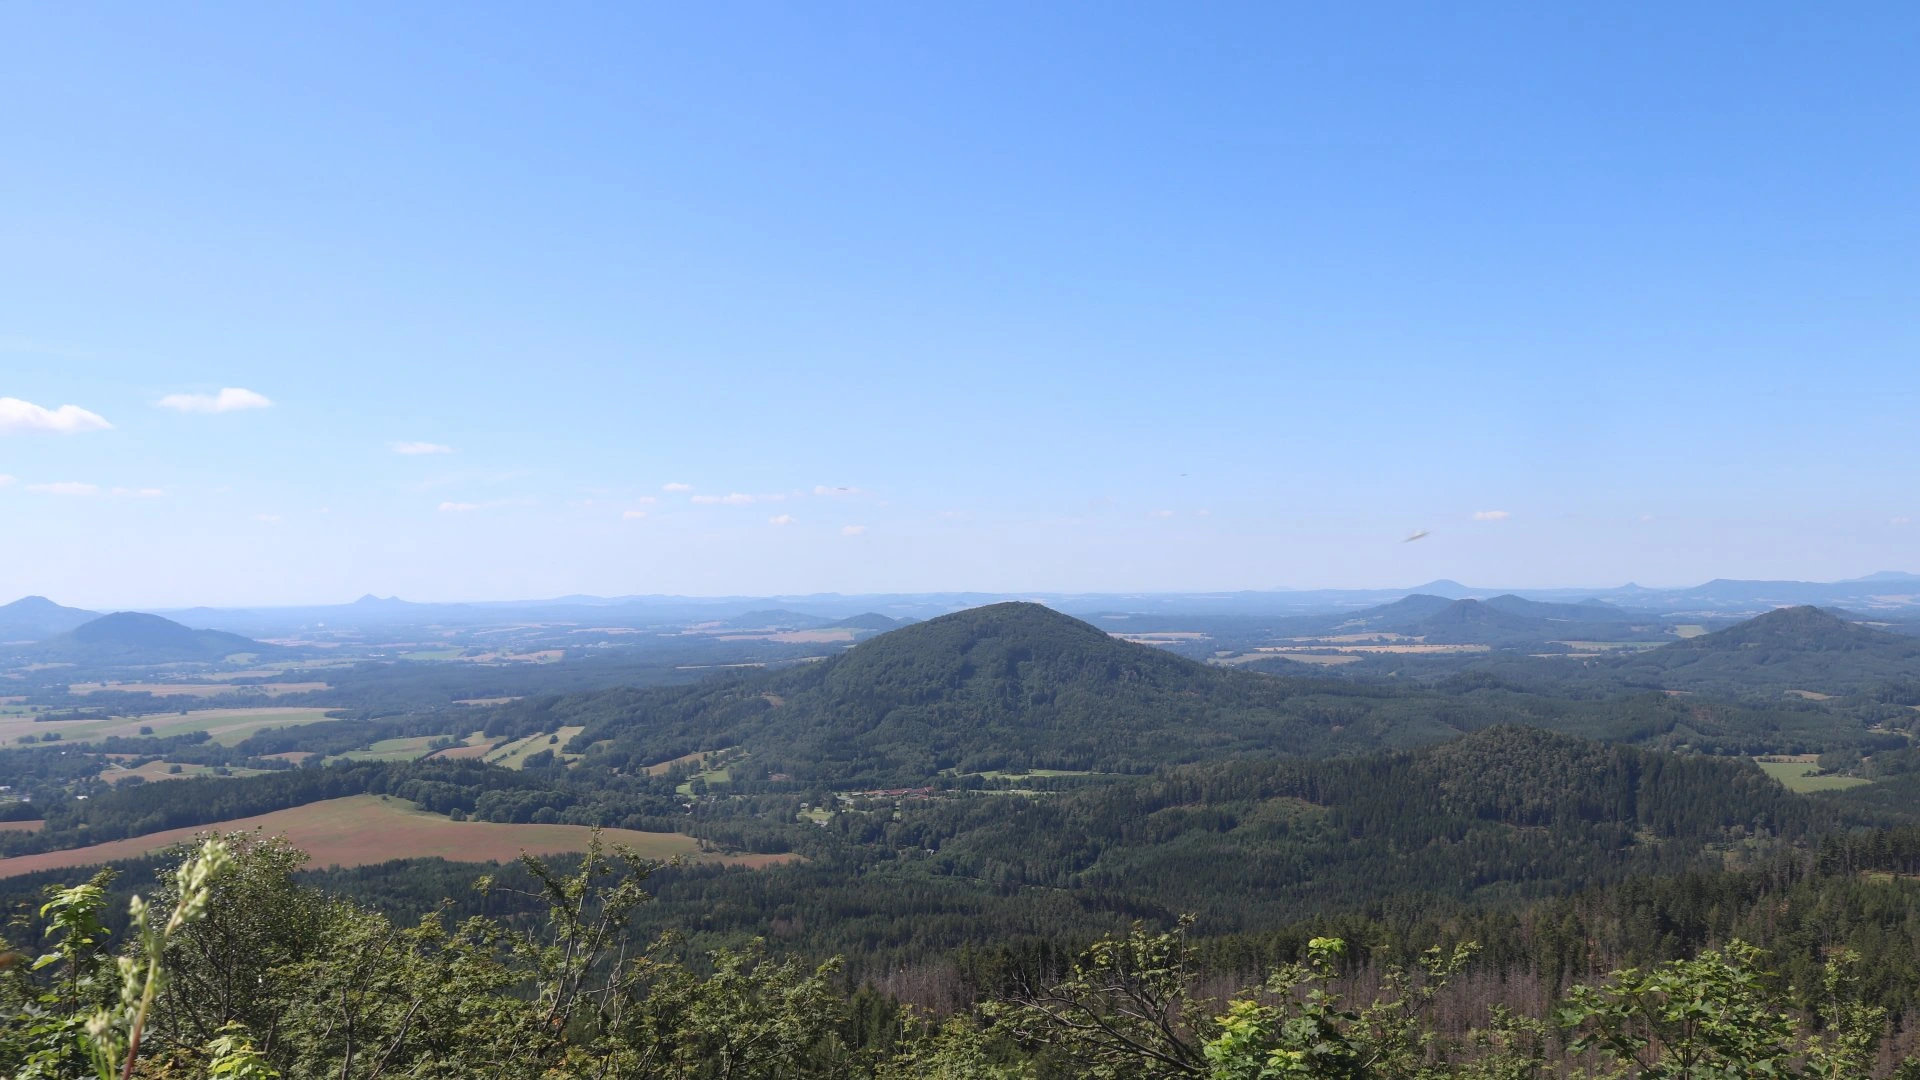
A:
[
  {"left": 10, "top": 566, "right": 1920, "bottom": 615},
  {"left": 6, "top": 6, "right": 1916, "bottom": 607}
]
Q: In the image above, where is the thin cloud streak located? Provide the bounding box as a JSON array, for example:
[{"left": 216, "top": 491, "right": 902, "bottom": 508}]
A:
[{"left": 155, "top": 387, "right": 272, "bottom": 413}]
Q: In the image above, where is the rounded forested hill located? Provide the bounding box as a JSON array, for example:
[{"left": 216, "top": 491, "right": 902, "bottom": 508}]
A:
[
  {"left": 539, "top": 602, "right": 1476, "bottom": 785},
  {"left": 22, "top": 611, "right": 279, "bottom": 664},
  {"left": 1612, "top": 606, "right": 1920, "bottom": 695}
]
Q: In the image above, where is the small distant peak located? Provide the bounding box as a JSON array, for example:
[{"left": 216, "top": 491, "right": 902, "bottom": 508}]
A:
[
  {"left": 1847, "top": 570, "right": 1920, "bottom": 584},
  {"left": 352, "top": 594, "right": 408, "bottom": 607},
  {"left": 2, "top": 595, "right": 59, "bottom": 610}
]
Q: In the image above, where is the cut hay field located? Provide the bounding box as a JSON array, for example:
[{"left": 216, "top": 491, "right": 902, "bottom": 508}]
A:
[
  {"left": 334, "top": 735, "right": 443, "bottom": 762},
  {"left": 644, "top": 748, "right": 729, "bottom": 777},
  {"left": 1217, "top": 652, "right": 1362, "bottom": 666},
  {"left": 99, "top": 761, "right": 269, "bottom": 785},
  {"left": 486, "top": 726, "right": 586, "bottom": 769},
  {"left": 68, "top": 681, "right": 330, "bottom": 698},
  {"left": 0, "top": 820, "right": 43, "bottom": 832},
  {"left": 0, "top": 707, "right": 335, "bottom": 747},
  {"left": 0, "top": 795, "right": 797, "bottom": 880}
]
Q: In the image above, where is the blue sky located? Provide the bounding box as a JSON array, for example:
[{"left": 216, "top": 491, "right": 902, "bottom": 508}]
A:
[{"left": 2, "top": 4, "right": 1916, "bottom": 607}]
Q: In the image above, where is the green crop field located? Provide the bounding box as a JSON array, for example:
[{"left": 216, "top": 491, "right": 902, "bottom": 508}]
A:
[
  {"left": 1757, "top": 759, "right": 1872, "bottom": 792},
  {"left": 333, "top": 735, "right": 445, "bottom": 762}
]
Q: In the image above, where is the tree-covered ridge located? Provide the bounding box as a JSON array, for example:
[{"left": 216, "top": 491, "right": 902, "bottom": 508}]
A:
[
  {"left": 15, "top": 612, "right": 280, "bottom": 664},
  {"left": 537, "top": 602, "right": 1449, "bottom": 784},
  {"left": 1611, "top": 605, "right": 1920, "bottom": 694},
  {"left": 912, "top": 727, "right": 1828, "bottom": 925},
  {"left": 507, "top": 603, "right": 1905, "bottom": 787}
]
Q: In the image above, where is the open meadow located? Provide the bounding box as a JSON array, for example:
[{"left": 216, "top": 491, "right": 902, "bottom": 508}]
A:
[{"left": 1756, "top": 758, "right": 1872, "bottom": 792}]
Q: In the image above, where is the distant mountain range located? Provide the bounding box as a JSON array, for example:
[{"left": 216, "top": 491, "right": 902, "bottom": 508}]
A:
[
  {"left": 5, "top": 571, "right": 1919, "bottom": 641},
  {"left": 1328, "top": 593, "right": 1661, "bottom": 644}
]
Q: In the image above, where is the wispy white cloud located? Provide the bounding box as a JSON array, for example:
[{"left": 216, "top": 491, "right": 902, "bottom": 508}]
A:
[
  {"left": 630, "top": 495, "right": 657, "bottom": 505},
  {"left": 938, "top": 510, "right": 966, "bottom": 519},
  {"left": 663, "top": 482, "right": 693, "bottom": 493},
  {"left": 0, "top": 474, "right": 14, "bottom": 487},
  {"left": 28, "top": 481, "right": 101, "bottom": 496},
  {"left": 1472, "top": 510, "right": 1511, "bottom": 521},
  {"left": 1149, "top": 509, "right": 1175, "bottom": 519},
  {"left": 622, "top": 509, "right": 649, "bottom": 520},
  {"left": 155, "top": 387, "right": 272, "bottom": 413},
  {"left": 768, "top": 514, "right": 796, "bottom": 526},
  {"left": 390, "top": 441, "right": 453, "bottom": 455},
  {"left": 694, "top": 492, "right": 782, "bottom": 505},
  {"left": 1893, "top": 516, "right": 1912, "bottom": 526},
  {"left": 1640, "top": 513, "right": 1656, "bottom": 523},
  {"left": 841, "top": 524, "right": 866, "bottom": 536},
  {"left": 110, "top": 487, "right": 165, "bottom": 498},
  {"left": 814, "top": 485, "right": 864, "bottom": 496},
  {"left": 257, "top": 513, "right": 284, "bottom": 523},
  {"left": 438, "top": 501, "right": 481, "bottom": 512},
  {"left": 0, "top": 397, "right": 113, "bottom": 435}
]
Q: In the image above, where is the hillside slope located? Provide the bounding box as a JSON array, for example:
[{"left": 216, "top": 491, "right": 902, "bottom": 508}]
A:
[
  {"left": 26, "top": 612, "right": 280, "bottom": 665},
  {"left": 933, "top": 726, "right": 1825, "bottom": 922},
  {"left": 1613, "top": 606, "right": 1920, "bottom": 694},
  {"left": 0, "top": 596, "right": 99, "bottom": 642},
  {"left": 528, "top": 603, "right": 1477, "bottom": 784}
]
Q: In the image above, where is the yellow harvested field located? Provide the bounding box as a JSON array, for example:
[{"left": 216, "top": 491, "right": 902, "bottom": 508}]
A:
[
  {"left": 68, "top": 682, "right": 329, "bottom": 698},
  {"left": 0, "top": 795, "right": 799, "bottom": 879},
  {"left": 1785, "top": 689, "right": 1834, "bottom": 701},
  {"left": 100, "top": 761, "right": 268, "bottom": 785},
  {"left": 645, "top": 749, "right": 726, "bottom": 776},
  {"left": 1255, "top": 643, "right": 1489, "bottom": 656},
  {"left": 715, "top": 629, "right": 856, "bottom": 644},
  {"left": 1215, "top": 652, "right": 1363, "bottom": 666},
  {"left": 1291, "top": 632, "right": 1418, "bottom": 643},
  {"left": 0, "top": 819, "right": 42, "bottom": 832},
  {"left": 0, "top": 707, "right": 336, "bottom": 747}
]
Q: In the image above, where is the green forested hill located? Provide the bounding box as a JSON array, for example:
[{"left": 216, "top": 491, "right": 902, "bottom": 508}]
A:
[
  {"left": 535, "top": 603, "right": 1470, "bottom": 784},
  {"left": 1611, "top": 605, "right": 1920, "bottom": 694},
  {"left": 19, "top": 611, "right": 280, "bottom": 664},
  {"left": 501, "top": 603, "right": 1894, "bottom": 786}
]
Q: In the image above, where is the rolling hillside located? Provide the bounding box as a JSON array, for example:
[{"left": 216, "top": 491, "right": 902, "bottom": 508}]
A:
[
  {"left": 22, "top": 611, "right": 281, "bottom": 665},
  {"left": 523, "top": 603, "right": 1482, "bottom": 784},
  {"left": 1331, "top": 594, "right": 1660, "bottom": 646},
  {"left": 1613, "top": 606, "right": 1920, "bottom": 694}
]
